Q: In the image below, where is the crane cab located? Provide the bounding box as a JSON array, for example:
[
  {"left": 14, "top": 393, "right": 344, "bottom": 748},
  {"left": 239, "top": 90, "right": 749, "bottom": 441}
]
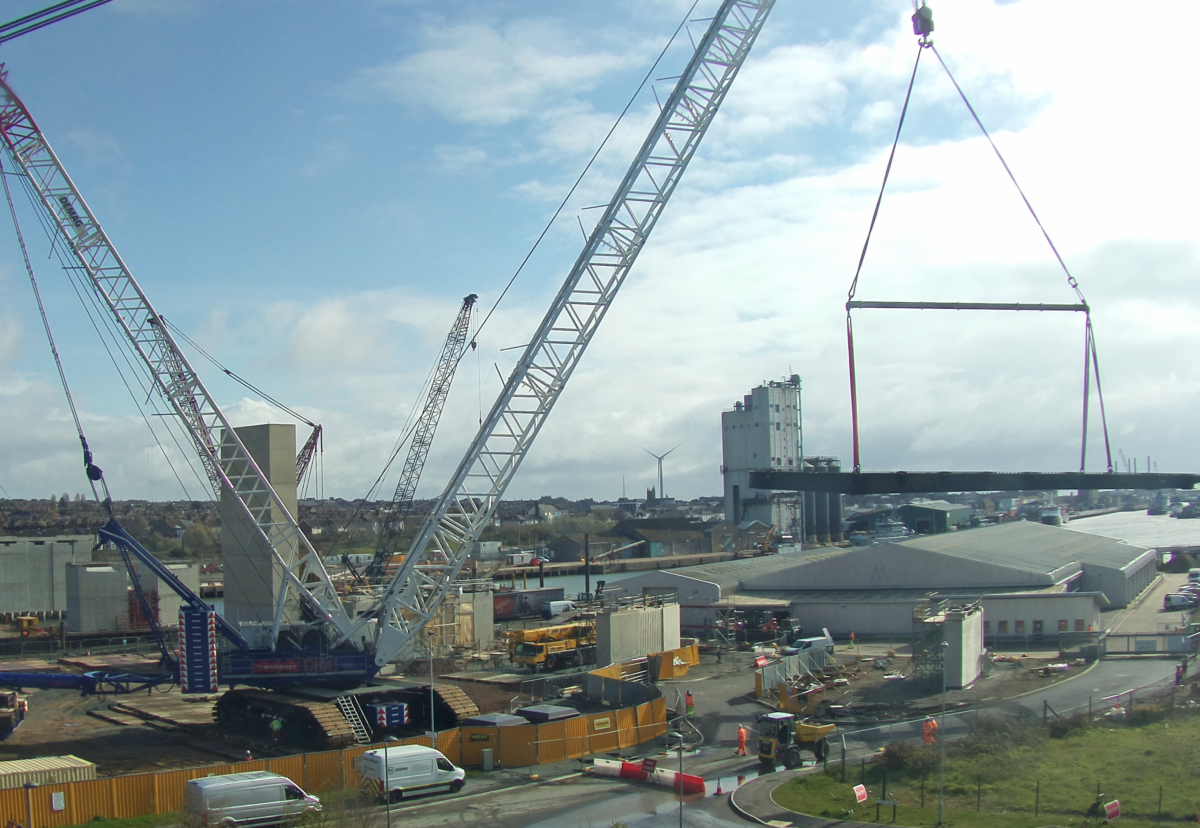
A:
[{"left": 757, "top": 711, "right": 834, "bottom": 769}]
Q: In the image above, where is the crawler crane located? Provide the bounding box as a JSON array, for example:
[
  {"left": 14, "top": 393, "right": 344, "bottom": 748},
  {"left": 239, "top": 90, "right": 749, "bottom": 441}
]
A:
[{"left": 0, "top": 0, "right": 777, "bottom": 744}]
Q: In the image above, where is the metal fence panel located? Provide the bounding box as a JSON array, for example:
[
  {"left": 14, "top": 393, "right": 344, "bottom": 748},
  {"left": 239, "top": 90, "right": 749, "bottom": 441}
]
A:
[
  {"left": 615, "top": 707, "right": 638, "bottom": 749},
  {"left": 497, "top": 724, "right": 538, "bottom": 768},
  {"left": 436, "top": 730, "right": 462, "bottom": 765},
  {"left": 268, "top": 755, "right": 304, "bottom": 786},
  {"left": 586, "top": 711, "right": 621, "bottom": 753},
  {"left": 537, "top": 721, "right": 569, "bottom": 764},
  {"left": 563, "top": 716, "right": 589, "bottom": 760},
  {"left": 111, "top": 773, "right": 155, "bottom": 818},
  {"left": 304, "top": 750, "right": 345, "bottom": 793},
  {"left": 458, "top": 726, "right": 499, "bottom": 767}
]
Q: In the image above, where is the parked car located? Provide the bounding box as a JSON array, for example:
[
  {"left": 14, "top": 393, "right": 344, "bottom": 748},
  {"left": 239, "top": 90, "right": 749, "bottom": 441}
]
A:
[
  {"left": 183, "top": 771, "right": 320, "bottom": 828},
  {"left": 1164, "top": 593, "right": 1197, "bottom": 609}
]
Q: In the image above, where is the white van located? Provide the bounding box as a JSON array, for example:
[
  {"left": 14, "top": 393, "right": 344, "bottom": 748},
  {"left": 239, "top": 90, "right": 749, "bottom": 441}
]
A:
[
  {"left": 1164, "top": 593, "right": 1196, "bottom": 609},
  {"left": 1188, "top": 568, "right": 1200, "bottom": 583},
  {"left": 541, "top": 600, "right": 577, "bottom": 619},
  {"left": 183, "top": 771, "right": 320, "bottom": 828},
  {"left": 356, "top": 745, "right": 465, "bottom": 803}
]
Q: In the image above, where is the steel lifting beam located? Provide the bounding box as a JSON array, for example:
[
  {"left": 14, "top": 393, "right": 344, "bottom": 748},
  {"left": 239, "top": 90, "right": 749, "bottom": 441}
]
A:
[
  {"left": 353, "top": 0, "right": 778, "bottom": 666},
  {"left": 749, "top": 470, "right": 1200, "bottom": 496},
  {"left": 846, "top": 301, "right": 1088, "bottom": 312}
]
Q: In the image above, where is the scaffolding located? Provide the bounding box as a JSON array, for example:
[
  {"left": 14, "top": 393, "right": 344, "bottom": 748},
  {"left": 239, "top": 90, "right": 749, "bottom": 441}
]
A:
[{"left": 910, "top": 600, "right": 947, "bottom": 682}]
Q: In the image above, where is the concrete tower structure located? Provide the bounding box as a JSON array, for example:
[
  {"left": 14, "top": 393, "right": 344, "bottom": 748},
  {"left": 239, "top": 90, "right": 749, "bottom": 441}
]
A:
[
  {"left": 721, "top": 376, "right": 803, "bottom": 535},
  {"left": 220, "top": 423, "right": 299, "bottom": 634}
]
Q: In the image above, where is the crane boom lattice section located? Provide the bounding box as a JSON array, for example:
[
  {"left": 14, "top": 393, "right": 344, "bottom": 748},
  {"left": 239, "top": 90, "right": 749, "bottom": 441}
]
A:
[
  {"left": 358, "top": 0, "right": 777, "bottom": 666},
  {"left": 369, "top": 294, "right": 478, "bottom": 581},
  {"left": 0, "top": 73, "right": 354, "bottom": 643}
]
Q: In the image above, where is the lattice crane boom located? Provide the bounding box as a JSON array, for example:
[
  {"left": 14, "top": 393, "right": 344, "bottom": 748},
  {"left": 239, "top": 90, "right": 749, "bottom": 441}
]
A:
[
  {"left": 351, "top": 0, "right": 778, "bottom": 666},
  {"left": 367, "top": 294, "right": 478, "bottom": 581},
  {"left": 0, "top": 69, "right": 356, "bottom": 646}
]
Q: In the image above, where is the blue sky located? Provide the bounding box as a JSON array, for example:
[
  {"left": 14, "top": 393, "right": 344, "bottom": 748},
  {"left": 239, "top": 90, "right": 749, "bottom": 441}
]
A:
[{"left": 1, "top": 0, "right": 1198, "bottom": 504}]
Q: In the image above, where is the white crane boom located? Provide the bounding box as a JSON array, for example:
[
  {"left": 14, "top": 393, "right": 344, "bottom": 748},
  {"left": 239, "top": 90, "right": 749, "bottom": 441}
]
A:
[
  {"left": 368, "top": 293, "right": 478, "bottom": 581},
  {"left": 0, "top": 68, "right": 356, "bottom": 646},
  {"left": 354, "top": 0, "right": 777, "bottom": 666}
]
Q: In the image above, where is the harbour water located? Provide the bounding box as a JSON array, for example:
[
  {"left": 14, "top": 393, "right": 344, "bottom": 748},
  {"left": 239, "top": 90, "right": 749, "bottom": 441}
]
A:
[{"left": 1067, "top": 510, "right": 1200, "bottom": 548}]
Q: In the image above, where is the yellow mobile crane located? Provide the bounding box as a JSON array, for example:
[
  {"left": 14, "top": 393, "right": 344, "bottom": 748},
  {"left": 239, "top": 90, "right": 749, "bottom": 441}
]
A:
[{"left": 508, "top": 622, "right": 596, "bottom": 672}]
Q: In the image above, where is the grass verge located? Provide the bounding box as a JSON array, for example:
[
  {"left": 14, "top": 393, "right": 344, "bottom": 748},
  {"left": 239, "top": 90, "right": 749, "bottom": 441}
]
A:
[{"left": 774, "top": 702, "right": 1198, "bottom": 827}]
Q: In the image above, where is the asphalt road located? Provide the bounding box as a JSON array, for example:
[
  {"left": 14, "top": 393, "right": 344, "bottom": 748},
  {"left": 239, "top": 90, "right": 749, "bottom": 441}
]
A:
[{"left": 366, "top": 773, "right": 749, "bottom": 828}]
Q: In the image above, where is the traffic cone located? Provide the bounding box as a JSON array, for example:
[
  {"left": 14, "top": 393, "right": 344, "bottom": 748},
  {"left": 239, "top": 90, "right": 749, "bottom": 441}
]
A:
[{"left": 715, "top": 780, "right": 723, "bottom": 796}]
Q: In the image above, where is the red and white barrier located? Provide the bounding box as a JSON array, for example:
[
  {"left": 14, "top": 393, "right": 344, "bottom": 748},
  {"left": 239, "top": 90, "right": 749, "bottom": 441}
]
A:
[{"left": 592, "top": 758, "right": 705, "bottom": 795}]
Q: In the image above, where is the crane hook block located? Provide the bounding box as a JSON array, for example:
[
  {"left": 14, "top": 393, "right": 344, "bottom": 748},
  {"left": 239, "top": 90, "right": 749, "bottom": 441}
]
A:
[{"left": 912, "top": 4, "right": 934, "bottom": 38}]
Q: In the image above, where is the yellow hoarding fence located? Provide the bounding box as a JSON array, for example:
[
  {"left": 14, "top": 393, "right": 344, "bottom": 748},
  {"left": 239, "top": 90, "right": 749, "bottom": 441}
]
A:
[{"left": 0, "top": 697, "right": 667, "bottom": 827}]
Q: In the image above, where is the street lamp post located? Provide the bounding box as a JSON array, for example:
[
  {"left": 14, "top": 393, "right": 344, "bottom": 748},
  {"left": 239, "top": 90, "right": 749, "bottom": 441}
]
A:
[
  {"left": 667, "top": 731, "right": 684, "bottom": 828},
  {"left": 939, "top": 639, "right": 948, "bottom": 826}
]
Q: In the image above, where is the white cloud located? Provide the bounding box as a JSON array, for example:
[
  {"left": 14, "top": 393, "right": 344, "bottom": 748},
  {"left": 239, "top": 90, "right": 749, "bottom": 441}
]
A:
[
  {"left": 360, "top": 18, "right": 633, "bottom": 125},
  {"left": 6, "top": 0, "right": 1200, "bottom": 503}
]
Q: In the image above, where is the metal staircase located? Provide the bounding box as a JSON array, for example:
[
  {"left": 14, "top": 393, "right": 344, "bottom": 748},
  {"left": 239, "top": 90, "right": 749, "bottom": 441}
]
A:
[{"left": 335, "top": 695, "right": 372, "bottom": 744}]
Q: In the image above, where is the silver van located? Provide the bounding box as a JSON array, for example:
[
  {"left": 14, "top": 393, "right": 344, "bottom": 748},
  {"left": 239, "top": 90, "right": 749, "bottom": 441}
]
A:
[
  {"left": 183, "top": 771, "right": 320, "bottom": 827},
  {"left": 356, "top": 745, "right": 465, "bottom": 803}
]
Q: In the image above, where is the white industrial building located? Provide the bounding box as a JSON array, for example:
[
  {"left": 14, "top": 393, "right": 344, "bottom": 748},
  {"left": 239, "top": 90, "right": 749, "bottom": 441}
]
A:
[
  {"left": 65, "top": 561, "right": 200, "bottom": 634},
  {"left": 721, "top": 376, "right": 804, "bottom": 533},
  {"left": 0, "top": 535, "right": 93, "bottom": 614},
  {"left": 720, "top": 376, "right": 845, "bottom": 543},
  {"left": 615, "top": 521, "right": 1151, "bottom": 646},
  {"left": 595, "top": 602, "right": 681, "bottom": 665}
]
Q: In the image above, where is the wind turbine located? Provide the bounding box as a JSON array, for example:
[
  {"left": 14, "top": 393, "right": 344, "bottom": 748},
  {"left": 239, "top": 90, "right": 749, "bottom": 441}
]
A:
[{"left": 642, "top": 445, "right": 681, "bottom": 500}]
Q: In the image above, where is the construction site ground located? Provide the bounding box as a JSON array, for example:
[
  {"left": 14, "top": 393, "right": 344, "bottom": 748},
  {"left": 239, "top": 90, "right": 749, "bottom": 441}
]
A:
[
  {"left": 0, "top": 653, "right": 533, "bottom": 776},
  {"left": 0, "top": 641, "right": 1087, "bottom": 779},
  {"left": 806, "top": 640, "right": 1087, "bottom": 716}
]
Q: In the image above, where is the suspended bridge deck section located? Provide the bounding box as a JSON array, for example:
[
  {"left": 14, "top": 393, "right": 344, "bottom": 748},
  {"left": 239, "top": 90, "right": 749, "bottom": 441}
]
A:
[{"left": 748, "top": 471, "right": 1200, "bottom": 496}]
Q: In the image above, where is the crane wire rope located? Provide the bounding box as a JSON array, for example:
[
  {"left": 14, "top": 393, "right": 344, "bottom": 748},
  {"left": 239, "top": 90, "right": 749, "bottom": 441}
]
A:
[
  {"left": 4, "top": 163, "right": 209, "bottom": 501},
  {"left": 0, "top": 155, "right": 111, "bottom": 508},
  {"left": 165, "top": 322, "right": 318, "bottom": 427},
  {"left": 1, "top": 162, "right": 276, "bottom": 616},
  {"left": 336, "top": 4, "right": 700, "bottom": 573},
  {"left": 4, "top": 160, "right": 203, "bottom": 502},
  {"left": 467, "top": 0, "right": 701, "bottom": 353},
  {"left": 928, "top": 42, "right": 1112, "bottom": 474},
  {"left": 37, "top": 196, "right": 206, "bottom": 499},
  {"left": 163, "top": 320, "right": 326, "bottom": 498},
  {"left": 0, "top": 0, "right": 113, "bottom": 46},
  {"left": 2, "top": 98, "right": 301, "bottom": 630},
  {"left": 844, "top": 23, "right": 1113, "bottom": 475},
  {"left": 844, "top": 40, "right": 924, "bottom": 473},
  {"left": 319, "top": 307, "right": 470, "bottom": 567}
]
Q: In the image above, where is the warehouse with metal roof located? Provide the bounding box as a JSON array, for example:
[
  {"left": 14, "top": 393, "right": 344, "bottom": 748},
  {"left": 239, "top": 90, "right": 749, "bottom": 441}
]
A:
[
  {"left": 614, "top": 521, "right": 1155, "bottom": 643},
  {"left": 610, "top": 547, "right": 851, "bottom": 639}
]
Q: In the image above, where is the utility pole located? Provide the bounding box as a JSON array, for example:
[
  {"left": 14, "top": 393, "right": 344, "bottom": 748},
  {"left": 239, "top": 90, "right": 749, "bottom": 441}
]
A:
[{"left": 939, "top": 639, "right": 948, "bottom": 826}]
